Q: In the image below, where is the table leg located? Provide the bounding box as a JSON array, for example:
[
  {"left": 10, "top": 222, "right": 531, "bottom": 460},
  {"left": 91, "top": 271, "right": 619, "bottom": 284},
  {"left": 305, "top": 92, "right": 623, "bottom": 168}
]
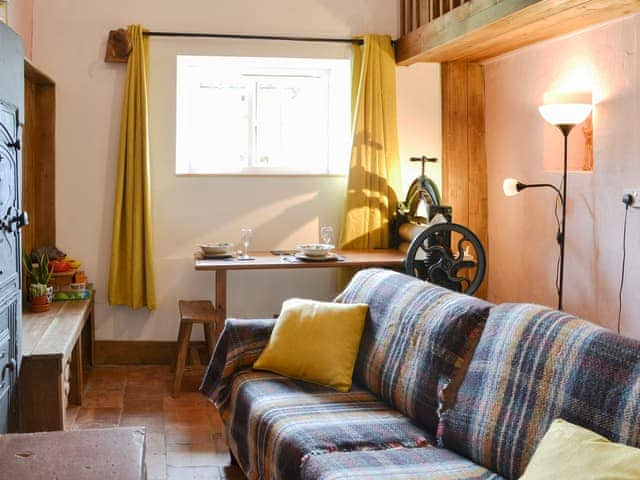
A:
[
  {"left": 88, "top": 300, "right": 95, "bottom": 366},
  {"left": 214, "top": 270, "right": 227, "bottom": 340},
  {"left": 203, "top": 324, "right": 215, "bottom": 357},
  {"left": 69, "top": 339, "right": 83, "bottom": 406},
  {"left": 82, "top": 299, "right": 95, "bottom": 370},
  {"left": 172, "top": 322, "right": 192, "bottom": 397}
]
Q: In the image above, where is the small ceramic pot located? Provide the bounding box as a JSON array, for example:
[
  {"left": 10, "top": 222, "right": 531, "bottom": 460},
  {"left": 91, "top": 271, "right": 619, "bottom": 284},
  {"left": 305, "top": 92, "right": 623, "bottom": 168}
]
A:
[{"left": 31, "top": 295, "right": 50, "bottom": 313}]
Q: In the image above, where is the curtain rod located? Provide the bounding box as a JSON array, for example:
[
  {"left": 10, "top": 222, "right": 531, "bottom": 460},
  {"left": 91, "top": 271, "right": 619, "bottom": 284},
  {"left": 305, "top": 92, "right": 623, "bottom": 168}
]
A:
[{"left": 143, "top": 31, "right": 367, "bottom": 45}]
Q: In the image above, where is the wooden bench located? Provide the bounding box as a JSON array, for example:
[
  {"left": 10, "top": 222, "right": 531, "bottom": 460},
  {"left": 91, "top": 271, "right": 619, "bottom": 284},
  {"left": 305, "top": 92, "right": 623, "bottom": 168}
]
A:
[
  {"left": 173, "top": 300, "right": 216, "bottom": 397},
  {"left": 0, "top": 427, "right": 146, "bottom": 479},
  {"left": 20, "top": 294, "right": 95, "bottom": 432}
]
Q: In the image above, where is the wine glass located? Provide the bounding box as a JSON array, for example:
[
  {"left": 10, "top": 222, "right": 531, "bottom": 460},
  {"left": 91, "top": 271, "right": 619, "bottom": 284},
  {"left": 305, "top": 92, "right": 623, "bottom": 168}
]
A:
[
  {"left": 239, "top": 228, "right": 252, "bottom": 260},
  {"left": 320, "top": 226, "right": 334, "bottom": 246}
]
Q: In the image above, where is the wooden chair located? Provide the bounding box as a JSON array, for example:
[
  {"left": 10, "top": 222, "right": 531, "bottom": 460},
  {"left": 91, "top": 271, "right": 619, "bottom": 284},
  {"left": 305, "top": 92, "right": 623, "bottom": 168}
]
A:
[{"left": 173, "top": 300, "right": 217, "bottom": 397}]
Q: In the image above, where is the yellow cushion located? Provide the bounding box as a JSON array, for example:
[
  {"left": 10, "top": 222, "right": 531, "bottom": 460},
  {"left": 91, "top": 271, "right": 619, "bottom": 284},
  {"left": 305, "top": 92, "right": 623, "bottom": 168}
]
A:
[
  {"left": 253, "top": 298, "right": 368, "bottom": 392},
  {"left": 520, "top": 419, "right": 640, "bottom": 480}
]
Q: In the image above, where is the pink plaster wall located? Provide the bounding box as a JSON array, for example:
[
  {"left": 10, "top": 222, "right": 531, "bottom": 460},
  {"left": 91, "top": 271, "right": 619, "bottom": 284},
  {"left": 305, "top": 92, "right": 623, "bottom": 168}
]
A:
[
  {"left": 485, "top": 13, "right": 640, "bottom": 338},
  {"left": 8, "top": 0, "right": 33, "bottom": 58}
]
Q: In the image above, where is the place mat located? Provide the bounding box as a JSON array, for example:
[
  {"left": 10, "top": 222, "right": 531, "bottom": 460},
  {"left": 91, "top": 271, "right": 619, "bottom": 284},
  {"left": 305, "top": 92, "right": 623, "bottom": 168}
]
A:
[
  {"left": 194, "top": 252, "right": 235, "bottom": 260},
  {"left": 283, "top": 254, "right": 345, "bottom": 263}
]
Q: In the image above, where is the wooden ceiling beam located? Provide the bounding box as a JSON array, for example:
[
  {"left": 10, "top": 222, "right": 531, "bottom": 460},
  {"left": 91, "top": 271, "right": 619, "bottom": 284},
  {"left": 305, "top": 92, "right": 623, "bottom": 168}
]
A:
[{"left": 396, "top": 0, "right": 640, "bottom": 65}]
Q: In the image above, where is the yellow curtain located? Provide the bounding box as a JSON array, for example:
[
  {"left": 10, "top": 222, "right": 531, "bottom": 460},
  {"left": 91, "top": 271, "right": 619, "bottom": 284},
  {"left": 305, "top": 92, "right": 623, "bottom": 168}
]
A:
[
  {"left": 108, "top": 25, "right": 156, "bottom": 310},
  {"left": 340, "top": 35, "right": 401, "bottom": 251}
]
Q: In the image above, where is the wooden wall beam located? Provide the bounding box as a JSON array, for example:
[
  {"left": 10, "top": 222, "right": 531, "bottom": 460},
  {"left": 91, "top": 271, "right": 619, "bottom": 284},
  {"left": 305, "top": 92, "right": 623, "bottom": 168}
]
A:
[
  {"left": 397, "top": 0, "right": 640, "bottom": 65},
  {"left": 442, "top": 62, "right": 488, "bottom": 298},
  {"left": 22, "top": 60, "right": 55, "bottom": 261}
]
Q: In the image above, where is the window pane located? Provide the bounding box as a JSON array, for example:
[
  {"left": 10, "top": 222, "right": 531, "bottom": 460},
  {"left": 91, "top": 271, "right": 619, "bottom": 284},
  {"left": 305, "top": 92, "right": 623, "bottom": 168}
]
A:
[
  {"left": 255, "top": 76, "right": 328, "bottom": 172},
  {"left": 176, "top": 56, "right": 350, "bottom": 175},
  {"left": 177, "top": 76, "right": 250, "bottom": 173}
]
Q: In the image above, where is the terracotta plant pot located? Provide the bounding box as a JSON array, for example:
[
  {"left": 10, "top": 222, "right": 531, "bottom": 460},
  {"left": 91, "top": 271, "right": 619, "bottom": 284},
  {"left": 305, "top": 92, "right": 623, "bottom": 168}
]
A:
[{"left": 31, "top": 295, "right": 50, "bottom": 313}]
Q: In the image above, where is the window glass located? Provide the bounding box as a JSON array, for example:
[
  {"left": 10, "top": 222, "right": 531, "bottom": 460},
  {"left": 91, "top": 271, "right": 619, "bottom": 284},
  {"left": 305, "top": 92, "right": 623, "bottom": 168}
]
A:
[{"left": 176, "top": 56, "right": 350, "bottom": 175}]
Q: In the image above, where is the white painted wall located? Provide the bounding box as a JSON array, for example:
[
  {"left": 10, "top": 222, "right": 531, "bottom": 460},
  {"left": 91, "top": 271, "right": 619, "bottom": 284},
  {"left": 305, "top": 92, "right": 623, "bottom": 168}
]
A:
[
  {"left": 397, "top": 63, "right": 442, "bottom": 190},
  {"left": 484, "top": 14, "right": 640, "bottom": 338},
  {"left": 31, "top": 0, "right": 441, "bottom": 340}
]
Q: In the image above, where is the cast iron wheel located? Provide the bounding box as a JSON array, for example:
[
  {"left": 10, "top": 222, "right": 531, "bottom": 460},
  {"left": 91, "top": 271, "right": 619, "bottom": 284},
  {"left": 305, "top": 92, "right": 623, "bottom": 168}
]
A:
[{"left": 404, "top": 223, "right": 486, "bottom": 296}]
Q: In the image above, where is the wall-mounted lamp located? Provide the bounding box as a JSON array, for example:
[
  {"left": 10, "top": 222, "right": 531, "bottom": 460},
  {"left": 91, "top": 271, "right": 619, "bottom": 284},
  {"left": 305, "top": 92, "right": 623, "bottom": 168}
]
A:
[
  {"left": 503, "top": 179, "right": 563, "bottom": 200},
  {"left": 503, "top": 91, "right": 592, "bottom": 310}
]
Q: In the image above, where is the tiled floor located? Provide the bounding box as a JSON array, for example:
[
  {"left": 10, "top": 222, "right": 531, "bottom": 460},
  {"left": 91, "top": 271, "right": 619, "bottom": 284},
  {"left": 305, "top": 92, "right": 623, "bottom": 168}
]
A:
[{"left": 68, "top": 365, "right": 245, "bottom": 480}]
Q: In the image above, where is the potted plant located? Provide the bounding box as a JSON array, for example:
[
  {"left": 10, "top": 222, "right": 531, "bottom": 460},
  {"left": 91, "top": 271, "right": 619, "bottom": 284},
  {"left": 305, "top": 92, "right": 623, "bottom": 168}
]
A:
[{"left": 23, "top": 252, "right": 54, "bottom": 312}]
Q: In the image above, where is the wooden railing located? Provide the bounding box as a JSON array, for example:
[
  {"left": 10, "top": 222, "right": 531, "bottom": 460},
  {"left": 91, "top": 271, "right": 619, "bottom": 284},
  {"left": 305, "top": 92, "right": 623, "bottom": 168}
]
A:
[{"left": 401, "top": 0, "right": 472, "bottom": 35}]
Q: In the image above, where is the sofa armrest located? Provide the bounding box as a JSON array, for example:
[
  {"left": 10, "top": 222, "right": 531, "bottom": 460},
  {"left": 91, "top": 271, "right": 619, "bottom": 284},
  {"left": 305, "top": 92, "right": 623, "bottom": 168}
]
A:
[{"left": 199, "top": 318, "right": 275, "bottom": 408}]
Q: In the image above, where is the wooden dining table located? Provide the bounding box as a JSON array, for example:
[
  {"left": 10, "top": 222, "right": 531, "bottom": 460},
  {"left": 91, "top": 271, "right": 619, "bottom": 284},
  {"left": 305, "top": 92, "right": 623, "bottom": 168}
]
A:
[{"left": 194, "top": 249, "right": 405, "bottom": 339}]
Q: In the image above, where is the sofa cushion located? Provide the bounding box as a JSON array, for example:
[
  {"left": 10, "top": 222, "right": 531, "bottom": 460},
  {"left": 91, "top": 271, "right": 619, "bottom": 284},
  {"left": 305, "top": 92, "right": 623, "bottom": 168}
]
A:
[
  {"left": 442, "top": 303, "right": 640, "bottom": 479},
  {"left": 253, "top": 298, "right": 368, "bottom": 392},
  {"left": 336, "top": 268, "right": 491, "bottom": 432},
  {"left": 301, "top": 446, "right": 505, "bottom": 480},
  {"left": 226, "top": 370, "right": 433, "bottom": 480},
  {"left": 520, "top": 419, "right": 640, "bottom": 480}
]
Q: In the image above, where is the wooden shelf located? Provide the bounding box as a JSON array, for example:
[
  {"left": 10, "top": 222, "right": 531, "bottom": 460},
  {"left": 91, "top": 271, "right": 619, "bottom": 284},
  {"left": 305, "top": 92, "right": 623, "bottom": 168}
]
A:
[
  {"left": 396, "top": 0, "right": 640, "bottom": 65},
  {"left": 20, "top": 295, "right": 95, "bottom": 432},
  {"left": 22, "top": 297, "right": 93, "bottom": 360}
]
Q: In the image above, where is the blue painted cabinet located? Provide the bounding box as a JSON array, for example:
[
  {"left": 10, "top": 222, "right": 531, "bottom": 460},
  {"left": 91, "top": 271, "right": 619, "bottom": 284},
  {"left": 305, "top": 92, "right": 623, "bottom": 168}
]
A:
[{"left": 0, "top": 21, "right": 25, "bottom": 433}]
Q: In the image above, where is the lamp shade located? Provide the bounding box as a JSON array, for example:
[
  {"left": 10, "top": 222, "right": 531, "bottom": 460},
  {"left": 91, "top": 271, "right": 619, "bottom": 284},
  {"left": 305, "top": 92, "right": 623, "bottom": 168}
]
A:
[
  {"left": 503, "top": 178, "right": 520, "bottom": 197},
  {"left": 538, "top": 91, "right": 592, "bottom": 126}
]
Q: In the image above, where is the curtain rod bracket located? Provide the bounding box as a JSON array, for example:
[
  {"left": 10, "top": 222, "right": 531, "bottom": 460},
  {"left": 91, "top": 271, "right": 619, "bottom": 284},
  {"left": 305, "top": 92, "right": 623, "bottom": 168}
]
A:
[{"left": 105, "top": 28, "right": 132, "bottom": 63}]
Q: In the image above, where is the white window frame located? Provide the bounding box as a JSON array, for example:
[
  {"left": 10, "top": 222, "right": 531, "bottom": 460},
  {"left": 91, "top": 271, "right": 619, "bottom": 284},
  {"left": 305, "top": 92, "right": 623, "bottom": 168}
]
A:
[{"left": 175, "top": 55, "right": 351, "bottom": 176}]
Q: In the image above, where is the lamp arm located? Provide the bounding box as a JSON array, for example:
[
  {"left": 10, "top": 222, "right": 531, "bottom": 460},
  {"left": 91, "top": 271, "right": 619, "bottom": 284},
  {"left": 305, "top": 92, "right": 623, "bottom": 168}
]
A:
[{"left": 518, "top": 182, "right": 565, "bottom": 207}]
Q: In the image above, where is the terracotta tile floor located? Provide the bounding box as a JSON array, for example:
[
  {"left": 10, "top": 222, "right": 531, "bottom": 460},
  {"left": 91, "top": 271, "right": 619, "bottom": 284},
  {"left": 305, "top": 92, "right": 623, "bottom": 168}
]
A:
[{"left": 68, "top": 365, "right": 245, "bottom": 480}]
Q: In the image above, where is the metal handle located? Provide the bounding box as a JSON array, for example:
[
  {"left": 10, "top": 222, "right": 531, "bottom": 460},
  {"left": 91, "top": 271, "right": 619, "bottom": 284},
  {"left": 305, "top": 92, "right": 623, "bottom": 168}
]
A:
[
  {"left": 12, "top": 211, "right": 28, "bottom": 230},
  {"left": 2, "top": 358, "right": 16, "bottom": 381},
  {"left": 6, "top": 139, "right": 20, "bottom": 151},
  {"left": 1, "top": 210, "right": 28, "bottom": 233}
]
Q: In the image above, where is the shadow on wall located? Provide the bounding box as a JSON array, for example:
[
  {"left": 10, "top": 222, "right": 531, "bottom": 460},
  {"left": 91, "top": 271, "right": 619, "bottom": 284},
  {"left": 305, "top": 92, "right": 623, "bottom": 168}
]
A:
[
  {"left": 155, "top": 175, "right": 347, "bottom": 259},
  {"left": 342, "top": 164, "right": 399, "bottom": 249}
]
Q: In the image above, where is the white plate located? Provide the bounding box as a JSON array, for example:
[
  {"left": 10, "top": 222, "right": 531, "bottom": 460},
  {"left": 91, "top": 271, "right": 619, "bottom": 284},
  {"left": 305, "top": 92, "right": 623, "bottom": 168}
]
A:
[{"left": 294, "top": 252, "right": 340, "bottom": 262}]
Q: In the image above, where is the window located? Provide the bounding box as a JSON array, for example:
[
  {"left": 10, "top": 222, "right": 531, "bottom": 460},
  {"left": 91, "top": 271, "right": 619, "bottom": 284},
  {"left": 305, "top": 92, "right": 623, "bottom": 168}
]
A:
[{"left": 176, "top": 56, "right": 351, "bottom": 175}]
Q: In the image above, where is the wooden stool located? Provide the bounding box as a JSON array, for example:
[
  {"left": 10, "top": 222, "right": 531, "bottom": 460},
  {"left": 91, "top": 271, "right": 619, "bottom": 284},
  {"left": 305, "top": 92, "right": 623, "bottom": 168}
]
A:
[{"left": 173, "top": 300, "right": 217, "bottom": 397}]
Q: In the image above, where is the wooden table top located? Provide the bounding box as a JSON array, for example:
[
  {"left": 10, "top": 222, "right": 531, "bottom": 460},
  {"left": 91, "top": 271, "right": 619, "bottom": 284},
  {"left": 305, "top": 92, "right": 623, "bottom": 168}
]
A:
[
  {"left": 22, "top": 295, "right": 94, "bottom": 360},
  {"left": 194, "top": 249, "right": 405, "bottom": 271},
  {"left": 0, "top": 427, "right": 145, "bottom": 480}
]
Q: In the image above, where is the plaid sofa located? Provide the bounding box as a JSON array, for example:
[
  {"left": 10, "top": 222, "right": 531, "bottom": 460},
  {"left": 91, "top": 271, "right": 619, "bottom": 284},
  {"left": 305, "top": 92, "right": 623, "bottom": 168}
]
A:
[
  {"left": 200, "top": 269, "right": 640, "bottom": 480},
  {"left": 441, "top": 303, "right": 640, "bottom": 479}
]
